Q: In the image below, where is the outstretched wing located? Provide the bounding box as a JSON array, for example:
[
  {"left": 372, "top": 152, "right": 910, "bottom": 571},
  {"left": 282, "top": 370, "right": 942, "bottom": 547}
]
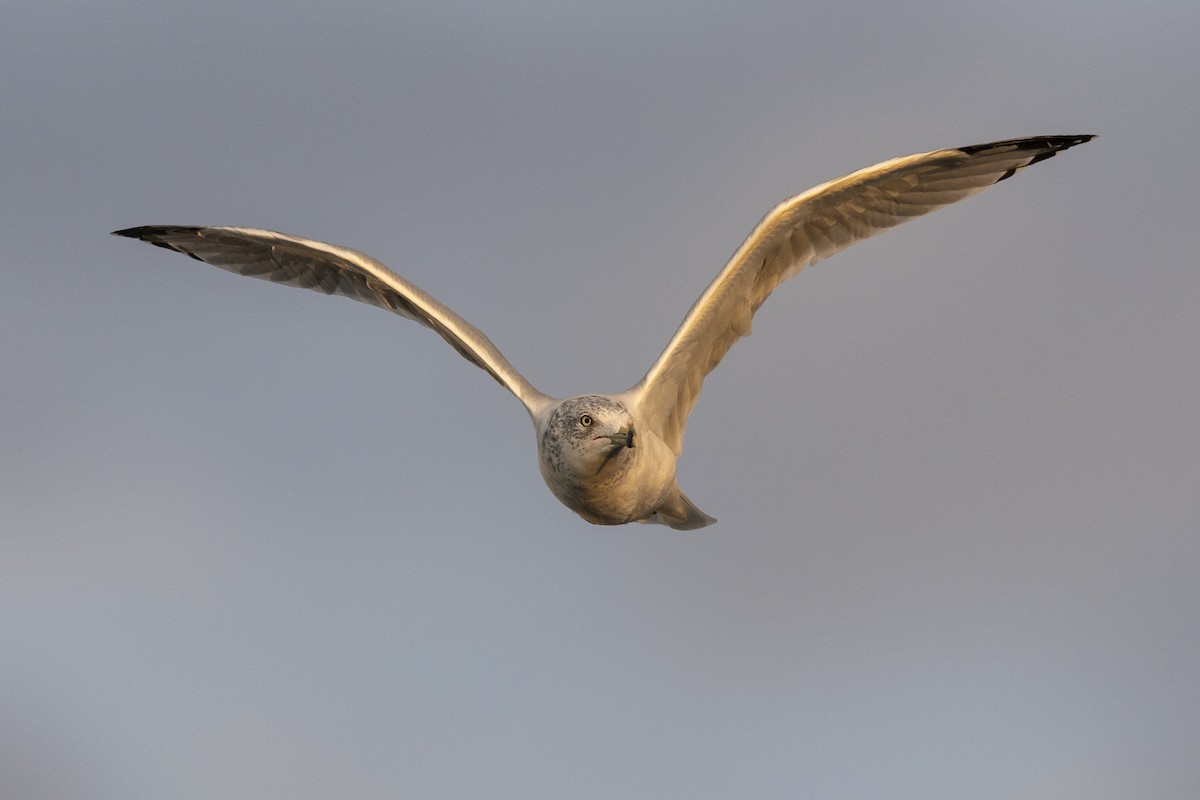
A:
[
  {"left": 631, "top": 135, "right": 1095, "bottom": 453},
  {"left": 113, "top": 225, "right": 553, "bottom": 416}
]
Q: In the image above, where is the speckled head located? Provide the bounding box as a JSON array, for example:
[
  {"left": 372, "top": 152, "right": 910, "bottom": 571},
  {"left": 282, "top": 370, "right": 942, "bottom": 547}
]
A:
[{"left": 537, "top": 395, "right": 636, "bottom": 487}]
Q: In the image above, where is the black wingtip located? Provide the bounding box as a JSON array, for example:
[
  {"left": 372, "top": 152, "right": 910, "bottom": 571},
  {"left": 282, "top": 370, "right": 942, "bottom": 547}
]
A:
[
  {"left": 113, "top": 225, "right": 209, "bottom": 237},
  {"left": 956, "top": 135, "right": 1096, "bottom": 184},
  {"left": 111, "top": 225, "right": 208, "bottom": 259},
  {"left": 959, "top": 134, "right": 1097, "bottom": 157}
]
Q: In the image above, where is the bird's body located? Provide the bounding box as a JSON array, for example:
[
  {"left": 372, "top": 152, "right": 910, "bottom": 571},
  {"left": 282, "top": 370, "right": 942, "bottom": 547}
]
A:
[
  {"left": 115, "top": 134, "right": 1093, "bottom": 529},
  {"left": 534, "top": 394, "right": 711, "bottom": 529}
]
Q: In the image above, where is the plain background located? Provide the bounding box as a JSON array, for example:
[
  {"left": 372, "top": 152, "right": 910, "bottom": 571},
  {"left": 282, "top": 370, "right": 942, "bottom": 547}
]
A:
[{"left": 3, "top": 1, "right": 1197, "bottom": 798}]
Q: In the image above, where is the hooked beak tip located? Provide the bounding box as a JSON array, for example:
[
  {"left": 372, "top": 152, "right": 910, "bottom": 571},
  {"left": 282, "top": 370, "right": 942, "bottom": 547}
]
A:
[{"left": 599, "top": 427, "right": 635, "bottom": 449}]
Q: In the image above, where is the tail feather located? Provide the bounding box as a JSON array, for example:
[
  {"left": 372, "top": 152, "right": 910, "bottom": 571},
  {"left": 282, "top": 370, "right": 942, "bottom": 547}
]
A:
[{"left": 640, "top": 485, "right": 716, "bottom": 530}]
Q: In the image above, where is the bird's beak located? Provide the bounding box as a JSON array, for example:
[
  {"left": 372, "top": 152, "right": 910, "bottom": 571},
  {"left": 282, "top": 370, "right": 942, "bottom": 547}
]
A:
[
  {"left": 599, "top": 426, "right": 635, "bottom": 449},
  {"left": 593, "top": 426, "right": 635, "bottom": 475}
]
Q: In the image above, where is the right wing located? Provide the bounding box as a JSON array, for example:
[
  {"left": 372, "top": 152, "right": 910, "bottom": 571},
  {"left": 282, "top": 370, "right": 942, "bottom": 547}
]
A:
[{"left": 113, "top": 225, "right": 554, "bottom": 416}]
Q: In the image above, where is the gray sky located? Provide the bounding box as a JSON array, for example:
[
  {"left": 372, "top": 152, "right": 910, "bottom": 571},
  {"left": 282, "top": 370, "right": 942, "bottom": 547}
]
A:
[{"left": 3, "top": 1, "right": 1198, "bottom": 798}]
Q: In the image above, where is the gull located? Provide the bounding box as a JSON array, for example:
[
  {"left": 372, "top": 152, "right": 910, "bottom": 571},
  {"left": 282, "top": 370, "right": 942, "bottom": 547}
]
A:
[{"left": 115, "top": 134, "right": 1093, "bottom": 530}]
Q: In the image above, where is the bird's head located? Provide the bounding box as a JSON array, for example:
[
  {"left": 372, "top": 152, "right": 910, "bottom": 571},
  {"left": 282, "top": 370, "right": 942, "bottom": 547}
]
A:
[{"left": 539, "top": 395, "right": 636, "bottom": 478}]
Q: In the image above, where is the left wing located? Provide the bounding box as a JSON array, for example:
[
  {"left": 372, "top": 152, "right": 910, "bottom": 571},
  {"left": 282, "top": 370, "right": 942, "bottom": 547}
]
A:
[{"left": 630, "top": 135, "right": 1095, "bottom": 453}]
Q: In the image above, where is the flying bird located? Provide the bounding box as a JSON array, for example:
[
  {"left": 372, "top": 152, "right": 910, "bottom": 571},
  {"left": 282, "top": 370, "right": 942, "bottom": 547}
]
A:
[{"left": 115, "top": 134, "right": 1093, "bottom": 529}]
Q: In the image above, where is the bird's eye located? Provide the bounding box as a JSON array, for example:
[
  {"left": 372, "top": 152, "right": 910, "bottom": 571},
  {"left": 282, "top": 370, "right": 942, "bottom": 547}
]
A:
[{"left": 579, "top": 414, "right": 593, "bottom": 428}]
